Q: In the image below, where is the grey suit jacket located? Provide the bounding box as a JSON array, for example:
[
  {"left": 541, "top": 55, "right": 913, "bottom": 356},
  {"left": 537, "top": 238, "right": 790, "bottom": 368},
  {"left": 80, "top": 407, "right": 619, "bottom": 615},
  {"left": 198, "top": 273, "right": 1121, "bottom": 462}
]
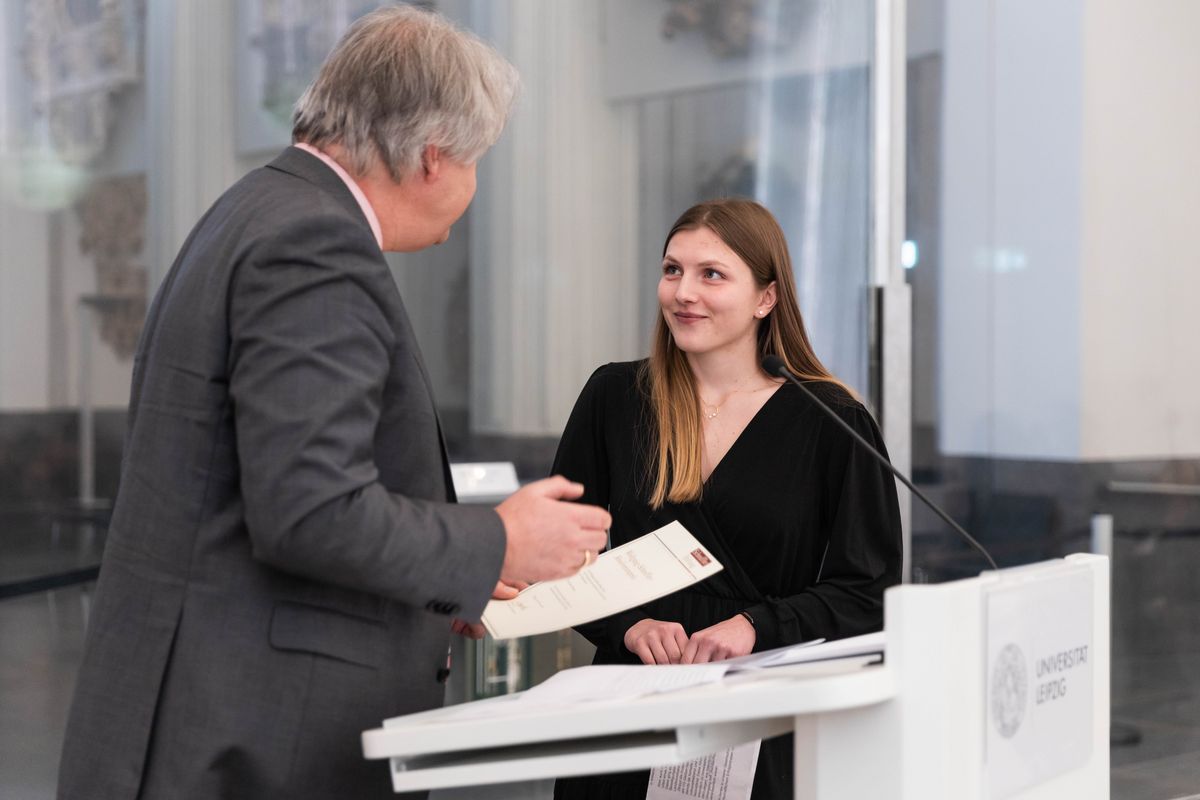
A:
[{"left": 57, "top": 147, "right": 506, "bottom": 800}]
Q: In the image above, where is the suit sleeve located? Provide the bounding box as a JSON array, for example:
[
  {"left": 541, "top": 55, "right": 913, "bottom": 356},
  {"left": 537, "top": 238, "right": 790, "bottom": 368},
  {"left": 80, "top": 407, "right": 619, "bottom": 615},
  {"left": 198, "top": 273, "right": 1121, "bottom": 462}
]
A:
[
  {"left": 228, "top": 213, "right": 505, "bottom": 621},
  {"left": 743, "top": 404, "right": 902, "bottom": 649},
  {"left": 550, "top": 365, "right": 649, "bottom": 654}
]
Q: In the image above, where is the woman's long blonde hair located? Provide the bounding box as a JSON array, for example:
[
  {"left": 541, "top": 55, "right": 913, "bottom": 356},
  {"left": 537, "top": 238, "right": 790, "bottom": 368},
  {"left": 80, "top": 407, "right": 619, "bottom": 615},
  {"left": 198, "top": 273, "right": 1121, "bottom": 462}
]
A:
[{"left": 641, "top": 198, "right": 850, "bottom": 509}]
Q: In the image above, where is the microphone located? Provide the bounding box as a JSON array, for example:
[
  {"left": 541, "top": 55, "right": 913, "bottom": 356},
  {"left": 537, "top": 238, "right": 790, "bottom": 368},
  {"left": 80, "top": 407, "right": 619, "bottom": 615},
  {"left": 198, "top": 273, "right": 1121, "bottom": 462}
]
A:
[{"left": 762, "top": 354, "right": 998, "bottom": 571}]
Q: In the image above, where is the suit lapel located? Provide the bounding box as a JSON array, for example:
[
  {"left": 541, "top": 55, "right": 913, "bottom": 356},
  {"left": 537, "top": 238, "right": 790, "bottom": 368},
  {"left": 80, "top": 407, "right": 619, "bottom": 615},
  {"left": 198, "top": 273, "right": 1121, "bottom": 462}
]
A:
[{"left": 389, "top": 291, "right": 459, "bottom": 502}]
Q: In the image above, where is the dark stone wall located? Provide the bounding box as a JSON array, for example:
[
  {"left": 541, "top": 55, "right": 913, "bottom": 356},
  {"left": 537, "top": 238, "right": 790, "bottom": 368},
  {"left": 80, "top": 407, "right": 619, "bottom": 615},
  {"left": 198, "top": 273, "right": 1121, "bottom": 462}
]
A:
[
  {"left": 0, "top": 410, "right": 126, "bottom": 507},
  {"left": 911, "top": 452, "right": 1200, "bottom": 581}
]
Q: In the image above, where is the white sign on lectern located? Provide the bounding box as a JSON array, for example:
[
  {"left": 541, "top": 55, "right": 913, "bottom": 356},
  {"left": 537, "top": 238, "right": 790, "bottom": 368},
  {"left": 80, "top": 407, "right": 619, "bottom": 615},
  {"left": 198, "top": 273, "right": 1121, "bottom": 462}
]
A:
[{"left": 985, "top": 564, "right": 1094, "bottom": 798}]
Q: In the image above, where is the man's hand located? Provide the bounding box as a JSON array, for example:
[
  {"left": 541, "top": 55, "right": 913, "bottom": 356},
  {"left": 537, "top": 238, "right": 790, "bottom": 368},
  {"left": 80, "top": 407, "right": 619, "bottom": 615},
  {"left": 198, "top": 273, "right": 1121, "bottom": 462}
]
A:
[
  {"left": 451, "top": 581, "right": 527, "bottom": 640},
  {"left": 496, "top": 476, "right": 609, "bottom": 584},
  {"left": 491, "top": 579, "right": 528, "bottom": 600},
  {"left": 681, "top": 615, "right": 755, "bottom": 664},
  {"left": 450, "top": 619, "right": 486, "bottom": 639},
  {"left": 623, "top": 619, "right": 689, "bottom": 665}
]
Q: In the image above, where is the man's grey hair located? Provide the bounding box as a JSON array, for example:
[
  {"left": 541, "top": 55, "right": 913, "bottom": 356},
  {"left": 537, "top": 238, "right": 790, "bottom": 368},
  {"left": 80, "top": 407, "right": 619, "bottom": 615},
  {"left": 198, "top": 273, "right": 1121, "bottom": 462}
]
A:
[{"left": 293, "top": 5, "right": 519, "bottom": 181}]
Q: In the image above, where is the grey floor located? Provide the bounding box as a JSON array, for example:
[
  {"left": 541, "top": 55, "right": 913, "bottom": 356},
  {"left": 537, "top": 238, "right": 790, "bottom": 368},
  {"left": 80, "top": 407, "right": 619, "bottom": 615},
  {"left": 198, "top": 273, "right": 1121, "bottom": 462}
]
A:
[
  {"left": 0, "top": 591, "right": 87, "bottom": 800},
  {"left": 3, "top": 534, "right": 1200, "bottom": 798}
]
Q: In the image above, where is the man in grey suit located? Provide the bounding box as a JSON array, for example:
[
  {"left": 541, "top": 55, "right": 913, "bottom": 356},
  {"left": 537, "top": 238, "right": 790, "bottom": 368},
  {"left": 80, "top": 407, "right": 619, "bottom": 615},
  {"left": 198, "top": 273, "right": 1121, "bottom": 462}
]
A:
[{"left": 57, "top": 7, "right": 609, "bottom": 799}]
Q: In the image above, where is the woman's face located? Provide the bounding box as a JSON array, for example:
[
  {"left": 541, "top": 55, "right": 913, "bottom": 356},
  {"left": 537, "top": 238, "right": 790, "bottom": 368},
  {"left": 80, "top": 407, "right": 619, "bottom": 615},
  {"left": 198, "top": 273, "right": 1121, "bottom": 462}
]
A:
[{"left": 658, "top": 226, "right": 776, "bottom": 358}]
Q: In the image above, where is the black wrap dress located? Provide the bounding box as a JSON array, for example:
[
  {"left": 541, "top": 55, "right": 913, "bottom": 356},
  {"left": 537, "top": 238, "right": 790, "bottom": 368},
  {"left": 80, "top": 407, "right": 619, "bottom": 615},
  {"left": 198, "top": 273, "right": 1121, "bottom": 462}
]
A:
[{"left": 551, "top": 361, "right": 902, "bottom": 800}]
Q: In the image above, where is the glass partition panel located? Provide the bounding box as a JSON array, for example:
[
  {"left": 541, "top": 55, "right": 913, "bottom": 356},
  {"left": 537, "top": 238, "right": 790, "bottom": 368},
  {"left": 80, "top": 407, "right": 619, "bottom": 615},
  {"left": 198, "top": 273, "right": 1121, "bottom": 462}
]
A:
[{"left": 906, "top": 2, "right": 1200, "bottom": 796}]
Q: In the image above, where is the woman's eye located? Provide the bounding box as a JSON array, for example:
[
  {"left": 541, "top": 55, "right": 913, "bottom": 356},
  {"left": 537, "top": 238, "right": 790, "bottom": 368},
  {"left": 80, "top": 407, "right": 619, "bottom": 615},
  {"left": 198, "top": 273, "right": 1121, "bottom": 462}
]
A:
[
  {"left": 663, "top": 264, "right": 681, "bottom": 276},
  {"left": 703, "top": 268, "right": 723, "bottom": 280}
]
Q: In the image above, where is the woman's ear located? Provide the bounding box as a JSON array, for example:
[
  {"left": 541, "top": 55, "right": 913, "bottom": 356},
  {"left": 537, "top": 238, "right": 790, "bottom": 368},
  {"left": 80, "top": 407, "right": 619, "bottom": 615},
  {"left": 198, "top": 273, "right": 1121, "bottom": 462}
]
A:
[{"left": 756, "top": 281, "right": 778, "bottom": 317}]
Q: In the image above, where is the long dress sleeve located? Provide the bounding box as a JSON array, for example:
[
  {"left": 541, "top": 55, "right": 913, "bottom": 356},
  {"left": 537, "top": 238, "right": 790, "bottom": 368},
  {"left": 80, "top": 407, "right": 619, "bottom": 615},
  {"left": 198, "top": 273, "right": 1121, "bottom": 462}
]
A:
[{"left": 742, "top": 403, "right": 902, "bottom": 651}]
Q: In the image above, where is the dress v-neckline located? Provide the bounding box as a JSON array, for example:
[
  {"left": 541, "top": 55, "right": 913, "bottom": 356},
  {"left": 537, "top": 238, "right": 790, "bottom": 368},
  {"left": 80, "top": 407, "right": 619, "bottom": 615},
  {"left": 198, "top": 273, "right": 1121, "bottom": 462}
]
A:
[{"left": 701, "top": 382, "right": 786, "bottom": 487}]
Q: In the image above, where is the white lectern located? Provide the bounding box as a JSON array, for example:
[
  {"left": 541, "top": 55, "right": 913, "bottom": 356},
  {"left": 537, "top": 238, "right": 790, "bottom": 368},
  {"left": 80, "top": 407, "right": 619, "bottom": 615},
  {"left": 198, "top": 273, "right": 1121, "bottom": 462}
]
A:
[{"left": 362, "top": 555, "right": 1109, "bottom": 799}]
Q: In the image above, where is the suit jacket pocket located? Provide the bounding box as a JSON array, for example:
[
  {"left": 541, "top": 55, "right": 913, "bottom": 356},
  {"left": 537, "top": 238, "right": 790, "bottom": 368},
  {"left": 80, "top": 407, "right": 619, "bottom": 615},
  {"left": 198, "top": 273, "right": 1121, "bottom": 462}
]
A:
[{"left": 269, "top": 601, "right": 386, "bottom": 669}]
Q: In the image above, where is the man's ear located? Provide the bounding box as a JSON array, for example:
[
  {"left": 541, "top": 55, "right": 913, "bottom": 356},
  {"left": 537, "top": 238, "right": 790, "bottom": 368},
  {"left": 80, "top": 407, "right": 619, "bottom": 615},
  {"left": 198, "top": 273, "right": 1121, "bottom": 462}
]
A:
[{"left": 421, "top": 144, "right": 443, "bottom": 181}]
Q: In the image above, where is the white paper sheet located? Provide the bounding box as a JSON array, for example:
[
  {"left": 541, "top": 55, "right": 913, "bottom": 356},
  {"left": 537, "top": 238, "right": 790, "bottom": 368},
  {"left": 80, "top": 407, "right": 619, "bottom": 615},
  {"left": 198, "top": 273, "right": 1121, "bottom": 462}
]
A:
[
  {"left": 424, "top": 663, "right": 729, "bottom": 723},
  {"left": 646, "top": 739, "right": 762, "bottom": 800},
  {"left": 723, "top": 631, "right": 885, "bottom": 672},
  {"left": 481, "top": 521, "right": 724, "bottom": 639},
  {"left": 522, "top": 663, "right": 730, "bottom": 704}
]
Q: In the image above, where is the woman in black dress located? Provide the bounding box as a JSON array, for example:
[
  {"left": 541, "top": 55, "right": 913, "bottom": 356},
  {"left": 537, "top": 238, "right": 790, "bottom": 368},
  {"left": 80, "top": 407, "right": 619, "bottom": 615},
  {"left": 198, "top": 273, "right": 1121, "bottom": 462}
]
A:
[{"left": 552, "top": 198, "right": 903, "bottom": 799}]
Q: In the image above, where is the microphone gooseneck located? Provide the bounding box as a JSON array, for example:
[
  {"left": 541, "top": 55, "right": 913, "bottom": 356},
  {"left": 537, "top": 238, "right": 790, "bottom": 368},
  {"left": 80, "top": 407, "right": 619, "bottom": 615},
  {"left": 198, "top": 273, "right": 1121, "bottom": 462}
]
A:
[{"left": 762, "top": 354, "right": 998, "bottom": 572}]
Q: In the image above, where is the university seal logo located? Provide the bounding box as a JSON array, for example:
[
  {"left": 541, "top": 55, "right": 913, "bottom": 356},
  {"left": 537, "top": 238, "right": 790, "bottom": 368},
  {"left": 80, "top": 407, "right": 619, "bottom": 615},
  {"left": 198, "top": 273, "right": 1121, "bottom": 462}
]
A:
[{"left": 991, "top": 643, "right": 1028, "bottom": 739}]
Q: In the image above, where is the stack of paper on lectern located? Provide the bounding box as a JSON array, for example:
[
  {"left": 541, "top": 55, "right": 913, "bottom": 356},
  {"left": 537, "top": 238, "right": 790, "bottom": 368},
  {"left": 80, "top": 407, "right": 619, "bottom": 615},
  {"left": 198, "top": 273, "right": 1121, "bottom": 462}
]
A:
[
  {"left": 516, "top": 631, "right": 886, "bottom": 706},
  {"left": 422, "top": 635, "right": 886, "bottom": 724},
  {"left": 724, "top": 631, "right": 885, "bottom": 671},
  {"left": 482, "top": 521, "right": 724, "bottom": 639}
]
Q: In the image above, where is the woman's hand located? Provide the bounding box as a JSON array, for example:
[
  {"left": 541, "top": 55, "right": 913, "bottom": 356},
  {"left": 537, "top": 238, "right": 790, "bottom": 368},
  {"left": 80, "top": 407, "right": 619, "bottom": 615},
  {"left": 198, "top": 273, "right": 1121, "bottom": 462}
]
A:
[
  {"left": 624, "top": 619, "right": 689, "bottom": 665},
  {"left": 681, "top": 614, "right": 755, "bottom": 664}
]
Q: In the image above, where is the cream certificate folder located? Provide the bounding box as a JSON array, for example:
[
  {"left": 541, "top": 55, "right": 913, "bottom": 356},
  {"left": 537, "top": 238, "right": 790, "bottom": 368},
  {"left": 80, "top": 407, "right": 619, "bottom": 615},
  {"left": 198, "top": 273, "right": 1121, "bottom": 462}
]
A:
[{"left": 481, "top": 521, "right": 723, "bottom": 639}]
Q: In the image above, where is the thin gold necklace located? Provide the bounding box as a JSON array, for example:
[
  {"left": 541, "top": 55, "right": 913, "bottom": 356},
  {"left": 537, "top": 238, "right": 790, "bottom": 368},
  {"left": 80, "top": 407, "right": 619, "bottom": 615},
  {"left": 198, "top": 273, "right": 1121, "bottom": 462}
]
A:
[{"left": 701, "top": 383, "right": 772, "bottom": 420}]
